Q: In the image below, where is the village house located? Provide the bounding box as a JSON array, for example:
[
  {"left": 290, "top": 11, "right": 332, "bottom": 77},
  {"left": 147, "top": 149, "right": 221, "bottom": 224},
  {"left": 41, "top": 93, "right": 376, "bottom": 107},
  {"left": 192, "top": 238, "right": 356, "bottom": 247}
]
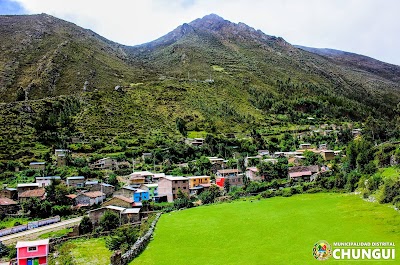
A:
[
  {"left": 89, "top": 157, "right": 117, "bottom": 170},
  {"left": 18, "top": 188, "right": 46, "bottom": 203},
  {"left": 245, "top": 167, "right": 261, "bottom": 181},
  {"left": 288, "top": 155, "right": 305, "bottom": 165},
  {"left": 75, "top": 191, "right": 105, "bottom": 206},
  {"left": 158, "top": 176, "right": 189, "bottom": 202},
  {"left": 299, "top": 143, "right": 312, "bottom": 150},
  {"left": 121, "top": 208, "right": 142, "bottom": 223},
  {"left": 142, "top": 152, "right": 152, "bottom": 161},
  {"left": 288, "top": 165, "right": 319, "bottom": 182},
  {"left": 216, "top": 169, "right": 240, "bottom": 178},
  {"left": 187, "top": 176, "right": 211, "bottom": 188},
  {"left": 17, "top": 183, "right": 40, "bottom": 197},
  {"left": 57, "top": 154, "right": 67, "bottom": 167},
  {"left": 140, "top": 184, "right": 158, "bottom": 199},
  {"left": 151, "top": 173, "right": 166, "bottom": 183},
  {"left": 321, "top": 150, "right": 335, "bottom": 161},
  {"left": 130, "top": 171, "right": 158, "bottom": 183},
  {"left": 86, "top": 183, "right": 115, "bottom": 197},
  {"left": 288, "top": 171, "right": 312, "bottom": 182},
  {"left": 16, "top": 239, "right": 49, "bottom": 265},
  {"left": 114, "top": 186, "right": 136, "bottom": 198},
  {"left": 133, "top": 189, "right": 150, "bottom": 202},
  {"left": 102, "top": 195, "right": 134, "bottom": 208},
  {"left": 35, "top": 176, "right": 61, "bottom": 187},
  {"left": 54, "top": 149, "right": 70, "bottom": 156},
  {"left": 66, "top": 194, "right": 77, "bottom": 206},
  {"left": 85, "top": 180, "right": 99, "bottom": 189},
  {"left": 0, "top": 187, "right": 17, "bottom": 200},
  {"left": 29, "top": 162, "right": 45, "bottom": 171},
  {"left": 0, "top": 197, "right": 18, "bottom": 215},
  {"left": 88, "top": 205, "right": 141, "bottom": 226},
  {"left": 66, "top": 176, "right": 85, "bottom": 187}
]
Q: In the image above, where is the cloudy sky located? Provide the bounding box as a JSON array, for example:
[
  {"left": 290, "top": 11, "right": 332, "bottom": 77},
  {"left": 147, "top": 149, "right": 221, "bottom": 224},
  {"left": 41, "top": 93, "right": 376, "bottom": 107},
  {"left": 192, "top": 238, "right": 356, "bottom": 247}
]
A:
[{"left": 1, "top": 0, "right": 399, "bottom": 65}]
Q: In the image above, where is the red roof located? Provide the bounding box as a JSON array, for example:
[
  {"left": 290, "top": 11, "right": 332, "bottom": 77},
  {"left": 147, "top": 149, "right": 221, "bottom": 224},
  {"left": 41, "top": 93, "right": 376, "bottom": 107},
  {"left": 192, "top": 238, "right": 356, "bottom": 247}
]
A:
[
  {"left": 66, "top": 194, "right": 78, "bottom": 199},
  {"left": 113, "top": 195, "right": 134, "bottom": 204},
  {"left": 289, "top": 171, "right": 312, "bottom": 178},
  {"left": 19, "top": 188, "right": 46, "bottom": 198},
  {"left": 0, "top": 197, "right": 18, "bottom": 205},
  {"left": 82, "top": 191, "right": 105, "bottom": 198}
]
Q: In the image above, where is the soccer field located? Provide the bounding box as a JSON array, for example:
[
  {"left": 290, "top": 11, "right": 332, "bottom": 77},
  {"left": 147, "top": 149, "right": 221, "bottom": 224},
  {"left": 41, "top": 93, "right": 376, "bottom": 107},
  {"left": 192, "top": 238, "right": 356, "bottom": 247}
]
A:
[{"left": 131, "top": 193, "right": 400, "bottom": 265}]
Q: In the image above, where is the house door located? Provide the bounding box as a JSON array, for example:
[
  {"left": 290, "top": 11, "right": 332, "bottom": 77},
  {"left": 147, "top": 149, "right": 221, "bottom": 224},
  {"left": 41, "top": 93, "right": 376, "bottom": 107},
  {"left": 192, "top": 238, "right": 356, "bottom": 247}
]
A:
[
  {"left": 27, "top": 259, "right": 33, "bottom": 265},
  {"left": 33, "top": 258, "right": 39, "bottom": 265}
]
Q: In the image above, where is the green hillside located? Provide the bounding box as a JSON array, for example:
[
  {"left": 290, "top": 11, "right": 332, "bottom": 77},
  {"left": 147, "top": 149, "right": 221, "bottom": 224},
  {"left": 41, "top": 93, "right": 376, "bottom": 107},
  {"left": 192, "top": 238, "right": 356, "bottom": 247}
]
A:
[{"left": 0, "top": 14, "right": 399, "bottom": 161}]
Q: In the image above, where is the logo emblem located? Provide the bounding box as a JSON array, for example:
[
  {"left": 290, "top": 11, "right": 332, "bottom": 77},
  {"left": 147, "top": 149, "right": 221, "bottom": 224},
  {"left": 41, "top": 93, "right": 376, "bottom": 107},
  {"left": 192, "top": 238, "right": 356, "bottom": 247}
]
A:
[{"left": 313, "top": 240, "right": 332, "bottom": 260}]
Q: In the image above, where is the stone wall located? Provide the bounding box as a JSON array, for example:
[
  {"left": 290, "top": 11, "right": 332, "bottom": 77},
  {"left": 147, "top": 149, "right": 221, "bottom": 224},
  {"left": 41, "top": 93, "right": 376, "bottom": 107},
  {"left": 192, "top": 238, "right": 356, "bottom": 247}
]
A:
[{"left": 110, "top": 213, "right": 162, "bottom": 265}]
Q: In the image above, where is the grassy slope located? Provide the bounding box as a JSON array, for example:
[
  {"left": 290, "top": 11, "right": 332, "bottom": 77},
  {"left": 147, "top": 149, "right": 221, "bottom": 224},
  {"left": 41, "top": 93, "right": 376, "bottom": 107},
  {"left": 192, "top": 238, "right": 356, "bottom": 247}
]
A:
[
  {"left": 131, "top": 193, "right": 400, "bottom": 265},
  {"left": 67, "top": 237, "right": 111, "bottom": 265}
]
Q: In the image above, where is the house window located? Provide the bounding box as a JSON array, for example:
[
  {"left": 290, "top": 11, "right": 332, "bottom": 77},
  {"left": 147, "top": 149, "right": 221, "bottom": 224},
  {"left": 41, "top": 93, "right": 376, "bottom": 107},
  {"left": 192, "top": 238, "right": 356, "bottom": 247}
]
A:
[
  {"left": 28, "top": 246, "right": 37, "bottom": 252},
  {"left": 183, "top": 187, "right": 186, "bottom": 189},
  {"left": 172, "top": 187, "right": 175, "bottom": 191}
]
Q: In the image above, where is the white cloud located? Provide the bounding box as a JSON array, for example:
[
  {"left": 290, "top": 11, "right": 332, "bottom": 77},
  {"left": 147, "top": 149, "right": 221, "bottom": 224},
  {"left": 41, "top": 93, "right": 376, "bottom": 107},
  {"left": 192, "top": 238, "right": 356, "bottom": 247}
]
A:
[{"left": 14, "top": 0, "right": 400, "bottom": 65}]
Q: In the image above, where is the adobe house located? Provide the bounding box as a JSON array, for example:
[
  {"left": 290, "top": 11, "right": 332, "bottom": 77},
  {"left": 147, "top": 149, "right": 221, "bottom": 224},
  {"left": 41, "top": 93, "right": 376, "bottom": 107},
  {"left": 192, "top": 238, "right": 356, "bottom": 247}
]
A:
[
  {"left": 89, "top": 157, "right": 117, "bottom": 170},
  {"left": 158, "top": 176, "right": 189, "bottom": 202},
  {"left": 245, "top": 167, "right": 261, "bottom": 181},
  {"left": 321, "top": 150, "right": 335, "bottom": 161},
  {"left": 102, "top": 195, "right": 134, "bottom": 208},
  {"left": 113, "top": 186, "right": 136, "bottom": 198},
  {"left": 17, "top": 183, "right": 40, "bottom": 197},
  {"left": 29, "top": 162, "right": 45, "bottom": 171},
  {"left": 35, "top": 176, "right": 61, "bottom": 188},
  {"left": 18, "top": 188, "right": 46, "bottom": 203},
  {"left": 299, "top": 143, "right": 312, "bottom": 150},
  {"left": 0, "top": 187, "right": 17, "bottom": 200},
  {"left": 87, "top": 183, "right": 115, "bottom": 197},
  {"left": 16, "top": 239, "right": 49, "bottom": 265},
  {"left": 0, "top": 197, "right": 18, "bottom": 215},
  {"left": 66, "top": 176, "right": 85, "bottom": 188},
  {"left": 75, "top": 191, "right": 105, "bottom": 206},
  {"left": 88, "top": 206, "right": 142, "bottom": 226}
]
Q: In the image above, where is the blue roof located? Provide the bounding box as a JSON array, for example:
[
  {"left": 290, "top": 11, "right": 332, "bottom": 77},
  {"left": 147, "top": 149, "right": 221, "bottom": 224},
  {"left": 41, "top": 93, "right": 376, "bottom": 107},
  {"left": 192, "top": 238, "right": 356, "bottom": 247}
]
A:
[{"left": 30, "top": 162, "right": 45, "bottom": 165}]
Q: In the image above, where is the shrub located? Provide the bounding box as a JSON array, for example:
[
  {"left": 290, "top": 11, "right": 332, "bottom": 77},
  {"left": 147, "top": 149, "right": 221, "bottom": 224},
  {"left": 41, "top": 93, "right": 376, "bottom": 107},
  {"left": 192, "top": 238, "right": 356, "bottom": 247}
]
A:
[{"left": 99, "top": 211, "right": 119, "bottom": 231}]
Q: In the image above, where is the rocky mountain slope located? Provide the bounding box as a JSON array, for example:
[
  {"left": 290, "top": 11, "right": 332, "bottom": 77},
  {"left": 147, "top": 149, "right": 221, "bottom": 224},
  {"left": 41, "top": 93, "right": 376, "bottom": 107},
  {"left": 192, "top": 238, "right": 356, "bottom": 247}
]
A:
[{"left": 0, "top": 13, "right": 399, "bottom": 161}]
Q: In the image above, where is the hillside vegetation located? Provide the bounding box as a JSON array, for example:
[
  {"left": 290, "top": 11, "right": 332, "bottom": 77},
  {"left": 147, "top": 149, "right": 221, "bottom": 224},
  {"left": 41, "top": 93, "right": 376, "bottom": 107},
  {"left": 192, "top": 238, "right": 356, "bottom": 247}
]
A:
[{"left": 0, "top": 13, "right": 399, "bottom": 161}]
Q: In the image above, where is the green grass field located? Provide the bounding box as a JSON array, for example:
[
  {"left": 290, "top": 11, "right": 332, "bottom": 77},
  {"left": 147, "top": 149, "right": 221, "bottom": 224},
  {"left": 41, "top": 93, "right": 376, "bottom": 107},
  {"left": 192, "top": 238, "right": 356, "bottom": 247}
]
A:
[
  {"left": 131, "top": 193, "right": 400, "bottom": 265},
  {"left": 62, "top": 237, "right": 111, "bottom": 265}
]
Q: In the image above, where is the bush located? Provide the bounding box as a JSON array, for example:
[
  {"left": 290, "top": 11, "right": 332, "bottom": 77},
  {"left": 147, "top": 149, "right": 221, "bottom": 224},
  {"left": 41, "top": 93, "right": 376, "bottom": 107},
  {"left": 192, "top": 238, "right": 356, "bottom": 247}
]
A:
[
  {"left": 79, "top": 216, "right": 93, "bottom": 235},
  {"left": 379, "top": 179, "right": 400, "bottom": 204},
  {"left": 99, "top": 211, "right": 119, "bottom": 231},
  {"left": 105, "top": 226, "right": 138, "bottom": 251}
]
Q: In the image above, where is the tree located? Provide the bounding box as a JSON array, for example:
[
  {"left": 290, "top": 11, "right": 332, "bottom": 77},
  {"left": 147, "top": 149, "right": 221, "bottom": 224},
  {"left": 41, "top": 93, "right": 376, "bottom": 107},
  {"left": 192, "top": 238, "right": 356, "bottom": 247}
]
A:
[
  {"left": 99, "top": 211, "right": 120, "bottom": 231},
  {"left": 224, "top": 178, "right": 231, "bottom": 193},
  {"left": 107, "top": 174, "right": 119, "bottom": 186},
  {"left": 199, "top": 185, "right": 221, "bottom": 204},
  {"left": 175, "top": 118, "right": 187, "bottom": 137},
  {"left": 79, "top": 216, "right": 93, "bottom": 235},
  {"left": 173, "top": 189, "right": 192, "bottom": 209},
  {"left": 0, "top": 241, "right": 9, "bottom": 258},
  {"left": 105, "top": 226, "right": 138, "bottom": 251}
]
